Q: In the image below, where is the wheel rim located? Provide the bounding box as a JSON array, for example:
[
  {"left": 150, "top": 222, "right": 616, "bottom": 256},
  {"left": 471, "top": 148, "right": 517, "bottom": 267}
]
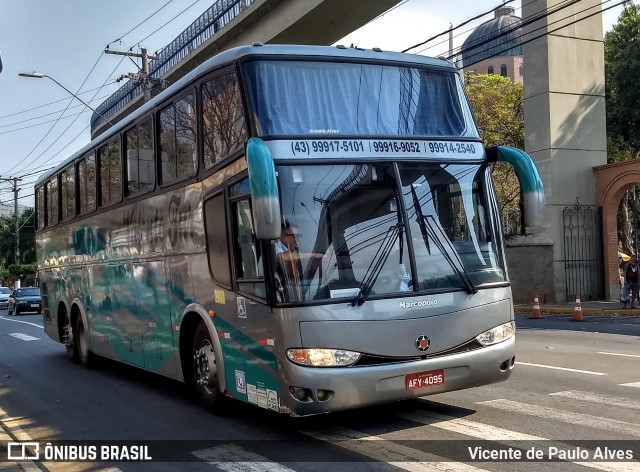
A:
[
  {"left": 194, "top": 340, "right": 217, "bottom": 395},
  {"left": 78, "top": 322, "right": 88, "bottom": 360}
]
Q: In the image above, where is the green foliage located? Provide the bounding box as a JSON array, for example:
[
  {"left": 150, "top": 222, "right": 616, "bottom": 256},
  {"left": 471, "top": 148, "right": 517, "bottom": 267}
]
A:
[
  {"left": 605, "top": 4, "right": 640, "bottom": 252},
  {"left": 0, "top": 208, "right": 35, "bottom": 268},
  {"left": 605, "top": 2, "right": 640, "bottom": 158},
  {"left": 465, "top": 73, "right": 524, "bottom": 149},
  {"left": 466, "top": 73, "right": 524, "bottom": 234},
  {"left": 8, "top": 264, "right": 36, "bottom": 277}
]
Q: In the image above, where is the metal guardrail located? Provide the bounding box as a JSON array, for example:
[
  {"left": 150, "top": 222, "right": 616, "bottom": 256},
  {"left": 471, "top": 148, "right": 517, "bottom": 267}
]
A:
[{"left": 91, "top": 0, "right": 251, "bottom": 132}]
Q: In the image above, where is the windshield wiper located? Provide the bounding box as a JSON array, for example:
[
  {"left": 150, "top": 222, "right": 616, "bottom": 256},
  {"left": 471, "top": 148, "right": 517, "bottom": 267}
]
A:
[
  {"left": 424, "top": 214, "right": 477, "bottom": 294},
  {"left": 409, "top": 184, "right": 477, "bottom": 294},
  {"left": 351, "top": 224, "right": 401, "bottom": 306}
]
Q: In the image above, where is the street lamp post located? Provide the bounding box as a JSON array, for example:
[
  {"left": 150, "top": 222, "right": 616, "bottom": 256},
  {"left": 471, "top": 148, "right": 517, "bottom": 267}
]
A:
[{"left": 18, "top": 72, "right": 115, "bottom": 126}]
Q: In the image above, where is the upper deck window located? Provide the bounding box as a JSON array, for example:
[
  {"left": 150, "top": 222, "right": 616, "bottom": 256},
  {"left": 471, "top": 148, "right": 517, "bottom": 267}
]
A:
[
  {"left": 201, "top": 73, "right": 247, "bottom": 168},
  {"left": 125, "top": 118, "right": 155, "bottom": 195},
  {"left": 159, "top": 93, "right": 197, "bottom": 184},
  {"left": 98, "top": 138, "right": 122, "bottom": 206},
  {"left": 36, "top": 186, "right": 45, "bottom": 230},
  {"left": 244, "top": 60, "right": 478, "bottom": 138},
  {"left": 45, "top": 177, "right": 58, "bottom": 227}
]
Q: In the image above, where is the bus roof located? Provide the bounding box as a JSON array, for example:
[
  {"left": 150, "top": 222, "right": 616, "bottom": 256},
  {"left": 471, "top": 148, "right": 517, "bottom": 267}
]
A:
[{"left": 35, "top": 44, "right": 456, "bottom": 186}]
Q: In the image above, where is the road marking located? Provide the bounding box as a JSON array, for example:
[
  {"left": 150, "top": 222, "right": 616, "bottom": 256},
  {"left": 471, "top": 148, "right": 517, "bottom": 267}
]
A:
[
  {"left": 620, "top": 382, "right": 640, "bottom": 388},
  {"left": 597, "top": 352, "right": 640, "bottom": 359},
  {"left": 303, "top": 427, "right": 487, "bottom": 472},
  {"left": 516, "top": 362, "right": 606, "bottom": 376},
  {"left": 0, "top": 317, "right": 44, "bottom": 329},
  {"left": 8, "top": 333, "right": 40, "bottom": 341},
  {"left": 550, "top": 390, "right": 640, "bottom": 410},
  {"left": 192, "top": 443, "right": 296, "bottom": 471},
  {"left": 0, "top": 406, "right": 41, "bottom": 472},
  {"left": 478, "top": 399, "right": 640, "bottom": 437},
  {"left": 398, "top": 410, "right": 639, "bottom": 472}
]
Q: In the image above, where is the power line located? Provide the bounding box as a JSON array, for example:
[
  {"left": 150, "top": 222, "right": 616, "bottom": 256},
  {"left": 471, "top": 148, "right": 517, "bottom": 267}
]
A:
[
  {"left": 402, "top": 0, "right": 515, "bottom": 53},
  {"left": 0, "top": 108, "right": 98, "bottom": 135},
  {"left": 4, "top": 2, "right": 205, "bottom": 180},
  {"left": 0, "top": 83, "right": 117, "bottom": 121},
  {"left": 136, "top": 0, "right": 203, "bottom": 45},
  {"left": 108, "top": 0, "right": 177, "bottom": 46},
  {"left": 410, "top": 0, "right": 558, "bottom": 56},
  {"left": 453, "top": 0, "right": 622, "bottom": 68},
  {"left": 10, "top": 55, "right": 127, "bottom": 176}
]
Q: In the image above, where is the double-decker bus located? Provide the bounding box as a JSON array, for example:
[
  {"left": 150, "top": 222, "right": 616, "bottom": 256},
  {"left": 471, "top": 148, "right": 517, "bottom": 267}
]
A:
[{"left": 35, "top": 44, "right": 543, "bottom": 416}]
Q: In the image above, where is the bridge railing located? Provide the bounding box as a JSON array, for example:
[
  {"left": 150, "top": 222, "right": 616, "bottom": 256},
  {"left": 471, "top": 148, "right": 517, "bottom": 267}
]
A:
[{"left": 91, "top": 0, "right": 250, "bottom": 133}]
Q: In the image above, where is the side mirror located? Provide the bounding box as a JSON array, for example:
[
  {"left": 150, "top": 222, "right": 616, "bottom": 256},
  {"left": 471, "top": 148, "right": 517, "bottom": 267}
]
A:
[
  {"left": 246, "top": 137, "right": 281, "bottom": 239},
  {"left": 486, "top": 145, "right": 544, "bottom": 228}
]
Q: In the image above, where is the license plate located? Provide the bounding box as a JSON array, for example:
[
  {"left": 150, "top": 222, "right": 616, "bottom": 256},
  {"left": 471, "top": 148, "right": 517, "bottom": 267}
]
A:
[
  {"left": 405, "top": 369, "right": 445, "bottom": 390},
  {"left": 31, "top": 304, "right": 39, "bottom": 307}
]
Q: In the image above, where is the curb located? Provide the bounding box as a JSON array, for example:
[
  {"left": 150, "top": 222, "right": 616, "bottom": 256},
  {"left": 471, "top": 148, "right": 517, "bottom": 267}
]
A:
[{"left": 514, "top": 306, "right": 640, "bottom": 316}]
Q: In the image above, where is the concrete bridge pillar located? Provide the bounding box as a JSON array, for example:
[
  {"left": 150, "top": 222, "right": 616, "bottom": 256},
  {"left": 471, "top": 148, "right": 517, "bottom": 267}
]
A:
[{"left": 519, "top": 0, "right": 607, "bottom": 302}]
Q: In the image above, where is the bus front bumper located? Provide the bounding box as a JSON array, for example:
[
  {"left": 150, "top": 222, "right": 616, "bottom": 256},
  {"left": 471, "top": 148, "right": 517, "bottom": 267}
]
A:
[{"left": 279, "top": 336, "right": 515, "bottom": 416}]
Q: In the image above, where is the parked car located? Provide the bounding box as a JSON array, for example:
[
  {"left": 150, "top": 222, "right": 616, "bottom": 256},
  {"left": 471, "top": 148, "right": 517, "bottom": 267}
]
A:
[
  {"left": 7, "top": 287, "right": 42, "bottom": 315},
  {"left": 0, "top": 287, "right": 11, "bottom": 309}
]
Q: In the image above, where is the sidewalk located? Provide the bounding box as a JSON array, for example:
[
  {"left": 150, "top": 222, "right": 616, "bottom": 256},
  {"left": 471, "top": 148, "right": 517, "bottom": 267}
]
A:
[{"left": 514, "top": 299, "right": 640, "bottom": 316}]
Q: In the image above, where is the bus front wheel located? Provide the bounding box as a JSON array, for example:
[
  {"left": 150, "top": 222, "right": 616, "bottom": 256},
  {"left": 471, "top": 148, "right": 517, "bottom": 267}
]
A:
[{"left": 192, "top": 322, "right": 225, "bottom": 412}]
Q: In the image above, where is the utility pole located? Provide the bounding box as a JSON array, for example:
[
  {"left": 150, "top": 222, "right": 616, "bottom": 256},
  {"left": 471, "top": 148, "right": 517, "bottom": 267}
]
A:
[
  {"left": 13, "top": 177, "right": 20, "bottom": 266},
  {"left": 0, "top": 176, "right": 21, "bottom": 266},
  {"left": 105, "top": 47, "right": 164, "bottom": 102}
]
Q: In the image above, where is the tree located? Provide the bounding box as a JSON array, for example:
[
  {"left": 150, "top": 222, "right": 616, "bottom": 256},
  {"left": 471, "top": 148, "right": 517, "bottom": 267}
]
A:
[
  {"left": 0, "top": 208, "right": 35, "bottom": 268},
  {"left": 465, "top": 73, "right": 525, "bottom": 234},
  {"left": 605, "top": 2, "right": 640, "bottom": 160},
  {"left": 605, "top": 3, "right": 640, "bottom": 253}
]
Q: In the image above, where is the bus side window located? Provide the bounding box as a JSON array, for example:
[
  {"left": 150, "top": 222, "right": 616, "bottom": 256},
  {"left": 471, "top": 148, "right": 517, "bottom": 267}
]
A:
[
  {"left": 204, "top": 194, "right": 231, "bottom": 288},
  {"left": 201, "top": 72, "right": 247, "bottom": 168},
  {"left": 231, "top": 195, "right": 265, "bottom": 299}
]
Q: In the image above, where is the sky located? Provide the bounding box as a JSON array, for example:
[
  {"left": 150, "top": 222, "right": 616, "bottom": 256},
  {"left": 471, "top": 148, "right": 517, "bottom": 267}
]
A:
[{"left": 0, "top": 0, "right": 626, "bottom": 210}]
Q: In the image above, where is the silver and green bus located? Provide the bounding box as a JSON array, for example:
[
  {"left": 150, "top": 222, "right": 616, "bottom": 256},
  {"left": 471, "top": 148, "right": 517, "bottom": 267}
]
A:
[{"left": 36, "top": 44, "right": 543, "bottom": 416}]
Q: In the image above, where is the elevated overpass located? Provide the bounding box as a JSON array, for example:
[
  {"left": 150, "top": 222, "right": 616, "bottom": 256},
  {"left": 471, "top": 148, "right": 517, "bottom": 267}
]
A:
[{"left": 91, "top": 0, "right": 401, "bottom": 138}]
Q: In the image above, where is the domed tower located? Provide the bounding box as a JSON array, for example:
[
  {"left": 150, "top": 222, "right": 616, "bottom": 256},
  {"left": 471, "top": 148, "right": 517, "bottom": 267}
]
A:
[{"left": 461, "top": 5, "right": 523, "bottom": 84}]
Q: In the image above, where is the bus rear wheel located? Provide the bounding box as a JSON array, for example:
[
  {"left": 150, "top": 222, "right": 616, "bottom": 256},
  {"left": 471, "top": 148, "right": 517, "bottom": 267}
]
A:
[
  {"left": 192, "top": 322, "right": 225, "bottom": 412},
  {"left": 76, "top": 316, "right": 95, "bottom": 368},
  {"left": 64, "top": 314, "right": 79, "bottom": 363}
]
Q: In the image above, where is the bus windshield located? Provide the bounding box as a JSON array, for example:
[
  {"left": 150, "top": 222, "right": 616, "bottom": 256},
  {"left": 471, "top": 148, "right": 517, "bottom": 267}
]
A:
[
  {"left": 272, "top": 162, "right": 506, "bottom": 304},
  {"left": 244, "top": 60, "right": 479, "bottom": 138}
]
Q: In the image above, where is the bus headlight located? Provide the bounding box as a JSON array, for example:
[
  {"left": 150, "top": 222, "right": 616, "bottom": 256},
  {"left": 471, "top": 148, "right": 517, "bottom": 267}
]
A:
[
  {"left": 286, "top": 348, "right": 361, "bottom": 367},
  {"left": 476, "top": 321, "right": 515, "bottom": 346}
]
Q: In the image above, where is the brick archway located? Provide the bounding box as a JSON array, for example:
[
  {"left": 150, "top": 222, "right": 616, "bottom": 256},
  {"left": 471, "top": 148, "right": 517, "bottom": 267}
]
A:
[{"left": 594, "top": 160, "right": 640, "bottom": 299}]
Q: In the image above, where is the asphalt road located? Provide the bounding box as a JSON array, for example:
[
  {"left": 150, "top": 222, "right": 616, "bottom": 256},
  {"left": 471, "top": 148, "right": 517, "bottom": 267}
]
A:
[{"left": 0, "top": 310, "right": 638, "bottom": 472}]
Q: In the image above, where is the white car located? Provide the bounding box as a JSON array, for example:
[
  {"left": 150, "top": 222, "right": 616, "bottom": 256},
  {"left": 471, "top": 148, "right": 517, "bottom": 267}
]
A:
[{"left": 0, "top": 287, "right": 11, "bottom": 310}]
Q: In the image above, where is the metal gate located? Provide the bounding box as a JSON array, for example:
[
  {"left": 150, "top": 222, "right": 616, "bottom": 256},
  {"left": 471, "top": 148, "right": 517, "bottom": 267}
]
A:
[{"left": 563, "top": 201, "right": 604, "bottom": 301}]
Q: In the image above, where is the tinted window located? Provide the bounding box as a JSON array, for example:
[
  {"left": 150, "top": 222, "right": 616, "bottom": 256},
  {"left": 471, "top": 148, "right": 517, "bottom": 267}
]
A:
[
  {"left": 126, "top": 118, "right": 155, "bottom": 195},
  {"left": 36, "top": 186, "right": 45, "bottom": 229},
  {"left": 78, "top": 153, "right": 97, "bottom": 214},
  {"left": 46, "top": 177, "right": 58, "bottom": 226},
  {"left": 202, "top": 73, "right": 247, "bottom": 167},
  {"left": 159, "top": 93, "right": 197, "bottom": 184},
  {"left": 99, "top": 138, "right": 122, "bottom": 206},
  {"left": 204, "top": 194, "right": 231, "bottom": 287},
  {"left": 61, "top": 167, "right": 76, "bottom": 220},
  {"left": 16, "top": 288, "right": 40, "bottom": 297},
  {"left": 0, "top": 288, "right": 11, "bottom": 294},
  {"left": 244, "top": 60, "right": 478, "bottom": 138}
]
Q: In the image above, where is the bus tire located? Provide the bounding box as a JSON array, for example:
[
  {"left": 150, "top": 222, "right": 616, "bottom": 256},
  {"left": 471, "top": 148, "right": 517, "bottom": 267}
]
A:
[
  {"left": 65, "top": 314, "right": 80, "bottom": 363},
  {"left": 192, "top": 321, "right": 225, "bottom": 413},
  {"left": 76, "top": 316, "right": 95, "bottom": 368}
]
